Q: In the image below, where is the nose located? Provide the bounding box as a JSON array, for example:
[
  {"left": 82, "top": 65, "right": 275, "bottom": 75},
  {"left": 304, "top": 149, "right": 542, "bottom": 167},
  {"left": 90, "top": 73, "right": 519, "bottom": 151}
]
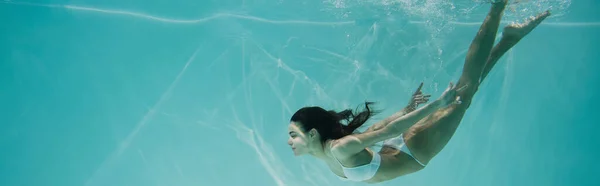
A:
[{"left": 287, "top": 138, "right": 293, "bottom": 146}]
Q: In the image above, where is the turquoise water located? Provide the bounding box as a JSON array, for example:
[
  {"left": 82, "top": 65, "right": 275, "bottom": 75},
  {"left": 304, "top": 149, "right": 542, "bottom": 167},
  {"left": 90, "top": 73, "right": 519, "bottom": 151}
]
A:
[{"left": 2, "top": 0, "right": 599, "bottom": 186}]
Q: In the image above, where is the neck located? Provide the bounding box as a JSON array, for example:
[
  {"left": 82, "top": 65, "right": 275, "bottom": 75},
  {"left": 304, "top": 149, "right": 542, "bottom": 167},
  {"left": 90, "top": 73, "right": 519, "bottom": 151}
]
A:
[{"left": 309, "top": 140, "right": 330, "bottom": 159}]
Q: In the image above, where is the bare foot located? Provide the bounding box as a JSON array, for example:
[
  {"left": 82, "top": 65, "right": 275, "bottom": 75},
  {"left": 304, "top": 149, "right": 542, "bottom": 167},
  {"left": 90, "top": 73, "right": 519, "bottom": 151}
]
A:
[
  {"left": 490, "top": 0, "right": 508, "bottom": 12},
  {"left": 489, "top": 0, "right": 508, "bottom": 4},
  {"left": 503, "top": 10, "right": 552, "bottom": 40}
]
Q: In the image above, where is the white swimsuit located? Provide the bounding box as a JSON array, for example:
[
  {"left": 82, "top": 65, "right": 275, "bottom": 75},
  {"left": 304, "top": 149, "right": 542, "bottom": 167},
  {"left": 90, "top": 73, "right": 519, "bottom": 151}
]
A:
[
  {"left": 333, "top": 148, "right": 382, "bottom": 182},
  {"left": 383, "top": 133, "right": 426, "bottom": 166},
  {"left": 334, "top": 133, "right": 426, "bottom": 182}
]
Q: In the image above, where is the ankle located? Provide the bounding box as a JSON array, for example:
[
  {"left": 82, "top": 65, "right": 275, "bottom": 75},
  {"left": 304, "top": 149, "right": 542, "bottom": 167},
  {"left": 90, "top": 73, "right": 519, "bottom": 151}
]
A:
[
  {"left": 499, "top": 35, "right": 521, "bottom": 45},
  {"left": 490, "top": 1, "right": 507, "bottom": 12}
]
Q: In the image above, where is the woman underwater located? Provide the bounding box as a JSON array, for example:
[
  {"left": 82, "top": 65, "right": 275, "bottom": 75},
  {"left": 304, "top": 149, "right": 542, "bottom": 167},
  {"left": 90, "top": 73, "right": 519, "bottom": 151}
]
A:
[{"left": 287, "top": 0, "right": 551, "bottom": 183}]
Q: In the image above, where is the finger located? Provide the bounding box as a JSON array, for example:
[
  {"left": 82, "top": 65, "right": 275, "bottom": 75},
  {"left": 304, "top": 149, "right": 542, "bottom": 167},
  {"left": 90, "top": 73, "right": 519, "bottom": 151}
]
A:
[
  {"left": 414, "top": 82, "right": 424, "bottom": 95},
  {"left": 457, "top": 84, "right": 469, "bottom": 92},
  {"left": 423, "top": 95, "right": 431, "bottom": 98},
  {"left": 454, "top": 96, "right": 462, "bottom": 104},
  {"left": 445, "top": 82, "right": 452, "bottom": 91}
]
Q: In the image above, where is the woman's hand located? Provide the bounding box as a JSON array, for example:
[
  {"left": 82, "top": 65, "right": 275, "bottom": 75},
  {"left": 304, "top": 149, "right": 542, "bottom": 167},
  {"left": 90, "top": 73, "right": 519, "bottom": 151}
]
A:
[
  {"left": 438, "top": 82, "right": 465, "bottom": 107},
  {"left": 407, "top": 82, "right": 431, "bottom": 111}
]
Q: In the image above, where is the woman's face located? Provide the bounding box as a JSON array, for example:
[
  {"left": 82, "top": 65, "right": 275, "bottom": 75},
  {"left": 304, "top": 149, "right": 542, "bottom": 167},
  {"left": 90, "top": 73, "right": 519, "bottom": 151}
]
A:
[{"left": 287, "top": 122, "right": 311, "bottom": 156}]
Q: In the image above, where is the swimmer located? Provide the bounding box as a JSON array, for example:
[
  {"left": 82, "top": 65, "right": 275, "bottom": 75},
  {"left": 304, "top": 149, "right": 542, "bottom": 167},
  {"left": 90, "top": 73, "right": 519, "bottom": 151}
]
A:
[{"left": 287, "top": 0, "right": 551, "bottom": 183}]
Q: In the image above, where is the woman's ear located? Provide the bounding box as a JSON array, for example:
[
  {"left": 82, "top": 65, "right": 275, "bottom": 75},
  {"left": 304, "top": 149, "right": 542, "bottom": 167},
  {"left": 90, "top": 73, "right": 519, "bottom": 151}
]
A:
[{"left": 309, "top": 128, "right": 319, "bottom": 139}]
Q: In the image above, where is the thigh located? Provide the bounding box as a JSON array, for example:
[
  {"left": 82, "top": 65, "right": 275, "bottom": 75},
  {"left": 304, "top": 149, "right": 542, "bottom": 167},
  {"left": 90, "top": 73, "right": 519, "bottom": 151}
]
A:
[
  {"left": 403, "top": 105, "right": 469, "bottom": 164},
  {"left": 374, "top": 146, "right": 425, "bottom": 181}
]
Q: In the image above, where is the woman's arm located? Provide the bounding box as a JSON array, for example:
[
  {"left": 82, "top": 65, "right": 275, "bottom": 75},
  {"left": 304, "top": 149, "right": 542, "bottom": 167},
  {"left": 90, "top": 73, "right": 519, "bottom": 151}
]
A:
[
  {"left": 363, "top": 106, "right": 415, "bottom": 133},
  {"left": 385, "top": 99, "right": 443, "bottom": 134},
  {"left": 330, "top": 102, "right": 442, "bottom": 158},
  {"left": 332, "top": 82, "right": 460, "bottom": 157},
  {"left": 385, "top": 82, "right": 461, "bottom": 134},
  {"left": 364, "top": 83, "right": 431, "bottom": 133}
]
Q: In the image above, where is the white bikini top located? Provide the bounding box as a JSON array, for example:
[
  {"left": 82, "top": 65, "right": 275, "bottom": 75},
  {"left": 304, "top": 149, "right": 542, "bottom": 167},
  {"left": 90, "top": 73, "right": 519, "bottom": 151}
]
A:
[{"left": 332, "top": 148, "right": 382, "bottom": 182}]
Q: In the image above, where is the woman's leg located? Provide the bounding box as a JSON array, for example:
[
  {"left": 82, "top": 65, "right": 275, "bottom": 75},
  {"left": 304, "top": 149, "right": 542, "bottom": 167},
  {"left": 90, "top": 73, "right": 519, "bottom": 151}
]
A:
[
  {"left": 480, "top": 10, "right": 551, "bottom": 82},
  {"left": 399, "top": 0, "right": 509, "bottom": 165},
  {"left": 403, "top": 9, "right": 551, "bottom": 165}
]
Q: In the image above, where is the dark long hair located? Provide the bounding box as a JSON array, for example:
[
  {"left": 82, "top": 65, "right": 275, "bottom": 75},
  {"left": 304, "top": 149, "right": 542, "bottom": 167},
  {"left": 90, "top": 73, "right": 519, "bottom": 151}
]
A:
[{"left": 290, "top": 102, "right": 378, "bottom": 142}]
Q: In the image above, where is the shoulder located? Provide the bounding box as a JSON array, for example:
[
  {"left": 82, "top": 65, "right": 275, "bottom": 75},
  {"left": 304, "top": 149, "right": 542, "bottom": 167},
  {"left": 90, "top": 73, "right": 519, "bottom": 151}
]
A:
[
  {"left": 326, "top": 135, "right": 361, "bottom": 160},
  {"left": 323, "top": 139, "right": 339, "bottom": 156},
  {"left": 323, "top": 139, "right": 346, "bottom": 159},
  {"left": 329, "top": 129, "right": 392, "bottom": 159}
]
